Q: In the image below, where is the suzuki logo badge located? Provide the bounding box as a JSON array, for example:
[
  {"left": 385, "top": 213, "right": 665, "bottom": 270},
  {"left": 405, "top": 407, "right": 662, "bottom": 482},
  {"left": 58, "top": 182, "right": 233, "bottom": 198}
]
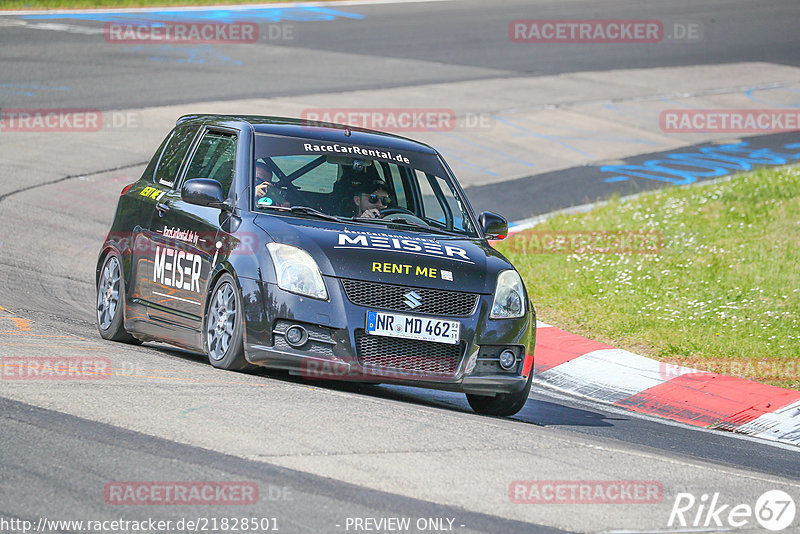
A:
[{"left": 403, "top": 291, "right": 422, "bottom": 309}]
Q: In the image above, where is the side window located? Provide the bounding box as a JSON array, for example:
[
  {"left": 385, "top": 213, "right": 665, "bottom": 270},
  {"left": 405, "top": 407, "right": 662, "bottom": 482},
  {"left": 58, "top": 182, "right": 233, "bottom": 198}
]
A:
[
  {"left": 412, "top": 171, "right": 473, "bottom": 232},
  {"left": 154, "top": 124, "right": 199, "bottom": 187},
  {"left": 185, "top": 131, "right": 238, "bottom": 198}
]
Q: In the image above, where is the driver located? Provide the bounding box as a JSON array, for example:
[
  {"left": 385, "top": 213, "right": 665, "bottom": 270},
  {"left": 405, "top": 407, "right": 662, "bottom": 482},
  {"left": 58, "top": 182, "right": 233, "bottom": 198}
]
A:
[
  {"left": 254, "top": 161, "right": 289, "bottom": 208},
  {"left": 353, "top": 179, "right": 391, "bottom": 218}
]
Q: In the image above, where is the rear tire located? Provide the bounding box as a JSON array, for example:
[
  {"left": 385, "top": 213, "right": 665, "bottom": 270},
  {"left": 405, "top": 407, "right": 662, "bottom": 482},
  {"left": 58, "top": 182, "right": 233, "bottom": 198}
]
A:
[
  {"left": 205, "top": 273, "right": 257, "bottom": 372},
  {"left": 96, "top": 252, "right": 141, "bottom": 344},
  {"left": 466, "top": 372, "right": 533, "bottom": 417}
]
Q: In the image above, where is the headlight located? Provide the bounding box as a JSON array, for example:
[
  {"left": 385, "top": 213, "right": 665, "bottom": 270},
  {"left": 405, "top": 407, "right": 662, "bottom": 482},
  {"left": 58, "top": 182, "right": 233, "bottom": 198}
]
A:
[
  {"left": 490, "top": 270, "right": 525, "bottom": 319},
  {"left": 266, "top": 243, "right": 328, "bottom": 300}
]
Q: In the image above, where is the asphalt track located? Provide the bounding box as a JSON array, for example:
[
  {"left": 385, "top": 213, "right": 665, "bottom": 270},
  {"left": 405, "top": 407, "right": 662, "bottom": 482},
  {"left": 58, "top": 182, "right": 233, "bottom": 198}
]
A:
[{"left": 1, "top": 1, "right": 800, "bottom": 533}]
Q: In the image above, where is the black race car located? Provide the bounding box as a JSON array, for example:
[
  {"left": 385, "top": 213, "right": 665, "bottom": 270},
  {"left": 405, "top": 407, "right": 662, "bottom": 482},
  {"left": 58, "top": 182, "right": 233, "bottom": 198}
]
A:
[{"left": 96, "top": 114, "right": 536, "bottom": 416}]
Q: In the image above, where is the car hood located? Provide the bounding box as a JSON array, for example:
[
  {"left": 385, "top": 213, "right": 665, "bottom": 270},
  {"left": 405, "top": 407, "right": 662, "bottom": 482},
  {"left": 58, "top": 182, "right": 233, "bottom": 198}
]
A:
[{"left": 254, "top": 215, "right": 513, "bottom": 294}]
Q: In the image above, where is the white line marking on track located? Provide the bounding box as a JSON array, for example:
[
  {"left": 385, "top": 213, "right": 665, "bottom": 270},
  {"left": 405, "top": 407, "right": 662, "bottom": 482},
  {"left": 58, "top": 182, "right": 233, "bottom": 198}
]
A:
[
  {"left": 533, "top": 382, "right": 800, "bottom": 454},
  {"left": 17, "top": 22, "right": 104, "bottom": 34}
]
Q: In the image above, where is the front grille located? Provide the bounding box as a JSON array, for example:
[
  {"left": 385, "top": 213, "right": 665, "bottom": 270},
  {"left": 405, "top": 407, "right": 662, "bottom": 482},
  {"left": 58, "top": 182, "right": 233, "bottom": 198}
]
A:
[
  {"left": 355, "top": 330, "right": 462, "bottom": 377},
  {"left": 341, "top": 279, "right": 478, "bottom": 317}
]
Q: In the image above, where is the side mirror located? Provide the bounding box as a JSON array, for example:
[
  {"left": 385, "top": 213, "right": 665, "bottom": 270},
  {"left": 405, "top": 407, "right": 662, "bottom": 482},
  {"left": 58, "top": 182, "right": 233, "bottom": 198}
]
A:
[
  {"left": 181, "top": 178, "right": 227, "bottom": 209},
  {"left": 479, "top": 211, "right": 508, "bottom": 240}
]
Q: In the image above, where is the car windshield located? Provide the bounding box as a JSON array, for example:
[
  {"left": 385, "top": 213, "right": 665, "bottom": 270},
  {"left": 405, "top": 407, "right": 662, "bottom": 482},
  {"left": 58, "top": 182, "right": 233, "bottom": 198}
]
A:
[{"left": 252, "top": 136, "right": 478, "bottom": 237}]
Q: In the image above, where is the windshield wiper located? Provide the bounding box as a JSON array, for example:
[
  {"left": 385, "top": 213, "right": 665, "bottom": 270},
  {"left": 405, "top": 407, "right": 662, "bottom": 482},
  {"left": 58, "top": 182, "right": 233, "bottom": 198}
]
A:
[
  {"left": 352, "top": 217, "right": 461, "bottom": 236},
  {"left": 265, "top": 205, "right": 344, "bottom": 223},
  {"left": 392, "top": 219, "right": 466, "bottom": 237},
  {"left": 383, "top": 218, "right": 430, "bottom": 229},
  {"left": 290, "top": 206, "right": 347, "bottom": 222}
]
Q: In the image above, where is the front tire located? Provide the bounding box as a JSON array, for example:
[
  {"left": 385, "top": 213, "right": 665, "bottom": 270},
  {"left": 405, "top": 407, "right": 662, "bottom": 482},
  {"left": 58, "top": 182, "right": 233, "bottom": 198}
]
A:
[
  {"left": 96, "top": 252, "right": 141, "bottom": 344},
  {"left": 205, "top": 273, "right": 257, "bottom": 372},
  {"left": 466, "top": 372, "right": 533, "bottom": 417}
]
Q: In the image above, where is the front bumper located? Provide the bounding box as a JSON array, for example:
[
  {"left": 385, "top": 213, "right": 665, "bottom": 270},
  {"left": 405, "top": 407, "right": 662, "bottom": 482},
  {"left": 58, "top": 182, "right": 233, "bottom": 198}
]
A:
[{"left": 240, "top": 275, "right": 535, "bottom": 396}]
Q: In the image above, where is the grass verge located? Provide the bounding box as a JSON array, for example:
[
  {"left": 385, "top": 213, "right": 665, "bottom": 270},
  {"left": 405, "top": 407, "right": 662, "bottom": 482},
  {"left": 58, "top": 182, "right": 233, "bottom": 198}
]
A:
[{"left": 497, "top": 166, "right": 800, "bottom": 390}]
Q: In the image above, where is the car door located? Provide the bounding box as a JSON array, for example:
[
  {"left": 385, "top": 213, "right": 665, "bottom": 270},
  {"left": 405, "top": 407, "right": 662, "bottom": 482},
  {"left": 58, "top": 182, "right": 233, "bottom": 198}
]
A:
[
  {"left": 138, "top": 128, "right": 239, "bottom": 348},
  {"left": 128, "top": 123, "right": 199, "bottom": 332}
]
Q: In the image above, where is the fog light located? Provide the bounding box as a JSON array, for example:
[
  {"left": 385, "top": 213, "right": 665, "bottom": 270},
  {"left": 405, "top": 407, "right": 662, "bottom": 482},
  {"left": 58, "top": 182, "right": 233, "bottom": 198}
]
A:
[
  {"left": 498, "top": 349, "right": 517, "bottom": 371},
  {"left": 285, "top": 325, "right": 308, "bottom": 347}
]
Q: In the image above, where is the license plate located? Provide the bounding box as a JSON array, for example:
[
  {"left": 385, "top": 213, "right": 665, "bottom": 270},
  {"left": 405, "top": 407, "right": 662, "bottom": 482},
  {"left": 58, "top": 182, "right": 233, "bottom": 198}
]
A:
[{"left": 365, "top": 311, "right": 460, "bottom": 345}]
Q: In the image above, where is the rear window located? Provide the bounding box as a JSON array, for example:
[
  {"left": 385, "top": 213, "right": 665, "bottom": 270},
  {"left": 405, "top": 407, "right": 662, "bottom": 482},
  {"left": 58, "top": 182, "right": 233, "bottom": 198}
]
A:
[{"left": 154, "top": 124, "right": 199, "bottom": 187}]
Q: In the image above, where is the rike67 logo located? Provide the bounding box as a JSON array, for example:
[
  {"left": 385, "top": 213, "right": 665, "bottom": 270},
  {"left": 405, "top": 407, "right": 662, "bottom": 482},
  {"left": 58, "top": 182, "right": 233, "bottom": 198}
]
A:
[{"left": 669, "top": 490, "right": 796, "bottom": 531}]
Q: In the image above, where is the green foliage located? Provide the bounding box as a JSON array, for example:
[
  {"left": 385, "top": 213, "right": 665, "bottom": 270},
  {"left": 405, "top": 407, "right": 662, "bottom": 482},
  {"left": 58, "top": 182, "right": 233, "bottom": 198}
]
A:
[{"left": 499, "top": 166, "right": 800, "bottom": 389}]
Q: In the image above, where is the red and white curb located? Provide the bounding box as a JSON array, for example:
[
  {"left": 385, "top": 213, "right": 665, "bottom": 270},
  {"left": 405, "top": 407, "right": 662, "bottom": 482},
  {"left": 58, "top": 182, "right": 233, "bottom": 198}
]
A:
[
  {"left": 505, "top": 202, "right": 799, "bottom": 447},
  {"left": 532, "top": 322, "right": 800, "bottom": 447}
]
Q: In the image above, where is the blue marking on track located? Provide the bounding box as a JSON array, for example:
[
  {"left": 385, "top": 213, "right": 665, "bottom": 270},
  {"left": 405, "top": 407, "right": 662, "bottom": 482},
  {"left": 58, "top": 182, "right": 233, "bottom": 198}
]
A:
[
  {"left": 601, "top": 141, "right": 800, "bottom": 184},
  {"left": 20, "top": 5, "right": 363, "bottom": 68},
  {"left": 745, "top": 86, "right": 800, "bottom": 109},
  {"left": 21, "top": 6, "right": 364, "bottom": 24},
  {"left": 0, "top": 83, "right": 71, "bottom": 97}
]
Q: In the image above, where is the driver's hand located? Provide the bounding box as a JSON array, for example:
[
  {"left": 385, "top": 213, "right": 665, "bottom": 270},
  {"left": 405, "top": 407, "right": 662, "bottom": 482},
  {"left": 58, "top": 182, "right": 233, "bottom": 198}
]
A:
[
  {"left": 360, "top": 208, "right": 381, "bottom": 219},
  {"left": 254, "top": 182, "right": 272, "bottom": 197}
]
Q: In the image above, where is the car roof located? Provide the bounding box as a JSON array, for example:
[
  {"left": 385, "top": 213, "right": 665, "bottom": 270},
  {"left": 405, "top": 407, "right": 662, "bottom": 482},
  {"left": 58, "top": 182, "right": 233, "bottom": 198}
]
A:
[{"left": 176, "top": 114, "right": 440, "bottom": 156}]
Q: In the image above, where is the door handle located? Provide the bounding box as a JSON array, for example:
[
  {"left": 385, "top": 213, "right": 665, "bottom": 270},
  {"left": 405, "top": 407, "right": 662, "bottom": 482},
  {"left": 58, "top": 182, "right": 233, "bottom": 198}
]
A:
[{"left": 156, "top": 201, "right": 170, "bottom": 215}]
